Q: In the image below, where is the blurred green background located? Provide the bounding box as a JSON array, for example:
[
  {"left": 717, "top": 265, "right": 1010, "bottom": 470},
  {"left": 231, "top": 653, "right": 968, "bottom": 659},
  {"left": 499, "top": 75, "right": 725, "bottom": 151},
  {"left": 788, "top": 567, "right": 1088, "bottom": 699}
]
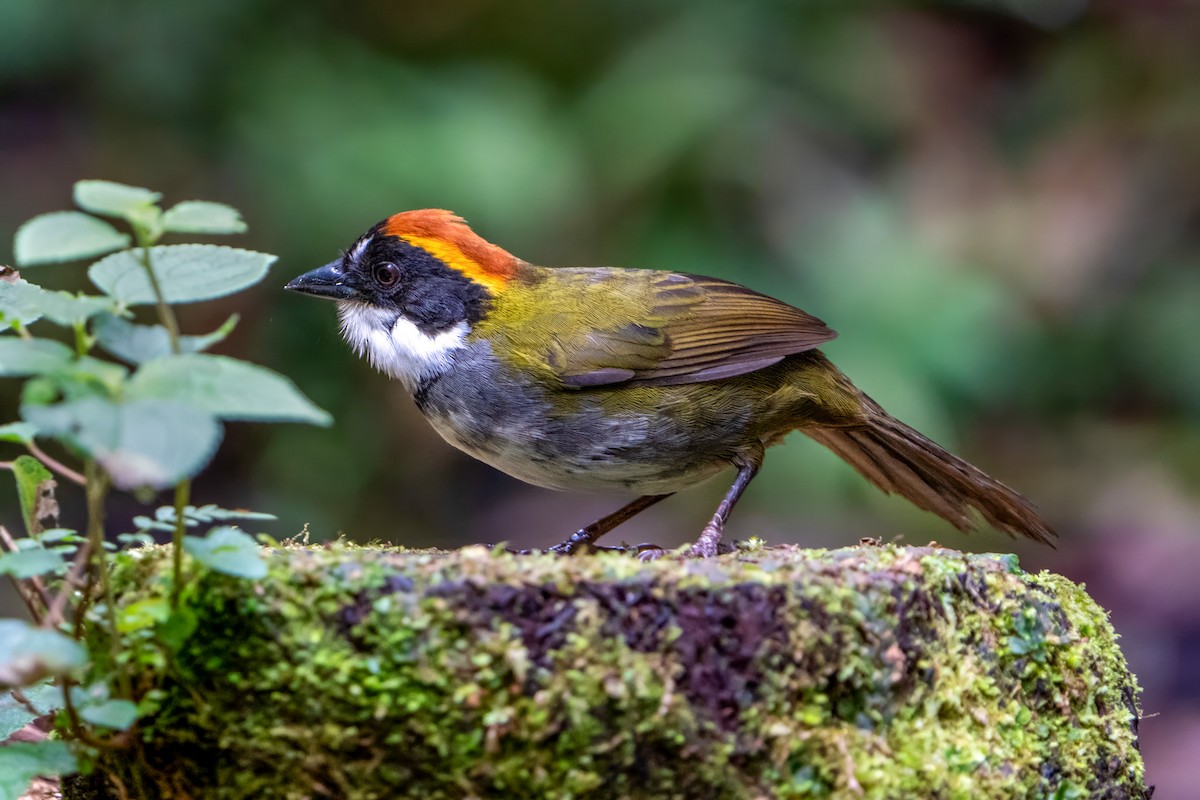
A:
[{"left": 2, "top": 0, "right": 1198, "bottom": 793}]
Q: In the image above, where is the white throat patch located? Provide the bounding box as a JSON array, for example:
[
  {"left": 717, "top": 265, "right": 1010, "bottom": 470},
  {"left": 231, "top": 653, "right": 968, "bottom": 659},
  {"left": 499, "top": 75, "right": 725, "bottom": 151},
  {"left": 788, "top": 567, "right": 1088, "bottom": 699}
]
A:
[{"left": 337, "top": 303, "right": 468, "bottom": 391}]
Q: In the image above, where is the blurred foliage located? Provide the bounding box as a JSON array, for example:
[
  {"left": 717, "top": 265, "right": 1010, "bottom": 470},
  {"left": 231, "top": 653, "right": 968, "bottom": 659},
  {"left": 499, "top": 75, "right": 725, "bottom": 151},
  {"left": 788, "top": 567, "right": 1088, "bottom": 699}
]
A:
[
  {"left": 2, "top": 0, "right": 1199, "bottom": 545},
  {"left": 3, "top": 0, "right": 1200, "bottom": 792}
]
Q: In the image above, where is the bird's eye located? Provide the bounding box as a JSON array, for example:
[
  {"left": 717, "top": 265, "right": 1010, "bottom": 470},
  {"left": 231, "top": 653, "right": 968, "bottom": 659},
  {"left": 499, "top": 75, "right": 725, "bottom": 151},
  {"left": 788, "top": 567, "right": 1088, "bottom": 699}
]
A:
[{"left": 374, "top": 262, "right": 401, "bottom": 288}]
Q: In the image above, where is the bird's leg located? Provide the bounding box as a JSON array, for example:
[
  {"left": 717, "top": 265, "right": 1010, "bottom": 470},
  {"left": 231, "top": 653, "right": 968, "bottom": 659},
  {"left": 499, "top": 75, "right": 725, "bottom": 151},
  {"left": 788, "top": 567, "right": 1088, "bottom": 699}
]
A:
[
  {"left": 547, "top": 494, "right": 673, "bottom": 555},
  {"left": 692, "top": 451, "right": 762, "bottom": 558}
]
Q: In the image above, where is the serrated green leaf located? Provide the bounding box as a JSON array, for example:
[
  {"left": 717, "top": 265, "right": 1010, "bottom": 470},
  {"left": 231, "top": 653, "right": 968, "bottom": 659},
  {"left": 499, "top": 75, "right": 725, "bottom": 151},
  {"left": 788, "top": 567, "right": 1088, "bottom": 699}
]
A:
[
  {"left": 133, "top": 503, "right": 276, "bottom": 532},
  {"left": 73, "top": 180, "right": 160, "bottom": 219},
  {"left": 184, "top": 526, "right": 267, "bottom": 579},
  {"left": 60, "top": 355, "right": 129, "bottom": 394},
  {"left": 127, "top": 353, "right": 332, "bottom": 425},
  {"left": 21, "top": 358, "right": 128, "bottom": 410},
  {"left": 0, "top": 280, "right": 117, "bottom": 328},
  {"left": 13, "top": 465, "right": 51, "bottom": 540},
  {"left": 162, "top": 201, "right": 247, "bottom": 235},
  {"left": 12, "top": 455, "right": 55, "bottom": 536},
  {"left": 88, "top": 244, "right": 275, "bottom": 305},
  {"left": 0, "top": 422, "right": 37, "bottom": 445},
  {"left": 191, "top": 503, "right": 276, "bottom": 521},
  {"left": 0, "top": 683, "right": 61, "bottom": 740},
  {"left": 0, "top": 619, "right": 86, "bottom": 688},
  {"left": 0, "top": 277, "right": 43, "bottom": 329},
  {"left": 78, "top": 698, "right": 139, "bottom": 731},
  {"left": 0, "top": 740, "right": 76, "bottom": 799},
  {"left": 23, "top": 397, "right": 222, "bottom": 490},
  {"left": 117, "top": 598, "right": 170, "bottom": 633},
  {"left": 13, "top": 212, "right": 131, "bottom": 267},
  {"left": 0, "top": 548, "right": 64, "bottom": 579},
  {"left": 36, "top": 529, "right": 80, "bottom": 545},
  {"left": 93, "top": 312, "right": 238, "bottom": 365},
  {"left": 0, "top": 338, "right": 74, "bottom": 377},
  {"left": 35, "top": 291, "right": 116, "bottom": 328}
]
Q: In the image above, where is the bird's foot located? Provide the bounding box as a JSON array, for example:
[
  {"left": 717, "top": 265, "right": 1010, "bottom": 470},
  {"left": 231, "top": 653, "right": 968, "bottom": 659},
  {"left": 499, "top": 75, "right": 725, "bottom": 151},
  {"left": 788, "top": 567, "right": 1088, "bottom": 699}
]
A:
[
  {"left": 596, "top": 541, "right": 665, "bottom": 556},
  {"left": 636, "top": 539, "right": 733, "bottom": 561},
  {"left": 690, "top": 523, "right": 726, "bottom": 558},
  {"left": 542, "top": 532, "right": 663, "bottom": 557},
  {"left": 633, "top": 523, "right": 735, "bottom": 560},
  {"left": 637, "top": 545, "right": 671, "bottom": 562},
  {"left": 542, "top": 529, "right": 597, "bottom": 556}
]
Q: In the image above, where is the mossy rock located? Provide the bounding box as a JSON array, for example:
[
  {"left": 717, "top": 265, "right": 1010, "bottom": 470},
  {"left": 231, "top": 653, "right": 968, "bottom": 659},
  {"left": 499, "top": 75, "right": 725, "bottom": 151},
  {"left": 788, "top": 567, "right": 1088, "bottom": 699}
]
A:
[{"left": 69, "top": 542, "right": 1147, "bottom": 799}]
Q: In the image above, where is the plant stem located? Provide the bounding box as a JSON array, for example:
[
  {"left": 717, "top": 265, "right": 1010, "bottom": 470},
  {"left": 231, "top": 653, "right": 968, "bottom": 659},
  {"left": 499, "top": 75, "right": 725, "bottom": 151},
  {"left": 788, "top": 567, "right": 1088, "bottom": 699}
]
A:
[
  {"left": 135, "top": 226, "right": 195, "bottom": 612},
  {"left": 0, "top": 524, "right": 52, "bottom": 621},
  {"left": 44, "top": 537, "right": 92, "bottom": 631},
  {"left": 72, "top": 322, "right": 89, "bottom": 356},
  {"left": 171, "top": 480, "right": 190, "bottom": 609},
  {"left": 26, "top": 441, "right": 86, "bottom": 486},
  {"left": 85, "top": 459, "right": 126, "bottom": 696},
  {"left": 135, "top": 236, "right": 182, "bottom": 355},
  {"left": 61, "top": 677, "right": 119, "bottom": 750}
]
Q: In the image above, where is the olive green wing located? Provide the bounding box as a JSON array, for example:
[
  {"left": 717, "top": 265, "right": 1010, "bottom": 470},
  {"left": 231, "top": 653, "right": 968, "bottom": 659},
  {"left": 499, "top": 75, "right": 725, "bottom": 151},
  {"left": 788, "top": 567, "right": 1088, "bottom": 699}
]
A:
[{"left": 547, "top": 271, "right": 836, "bottom": 388}]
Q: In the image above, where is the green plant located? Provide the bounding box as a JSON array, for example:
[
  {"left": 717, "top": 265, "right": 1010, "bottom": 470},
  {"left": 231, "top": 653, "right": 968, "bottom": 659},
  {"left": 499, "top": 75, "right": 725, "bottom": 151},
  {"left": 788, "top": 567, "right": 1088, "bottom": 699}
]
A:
[{"left": 0, "top": 180, "right": 330, "bottom": 796}]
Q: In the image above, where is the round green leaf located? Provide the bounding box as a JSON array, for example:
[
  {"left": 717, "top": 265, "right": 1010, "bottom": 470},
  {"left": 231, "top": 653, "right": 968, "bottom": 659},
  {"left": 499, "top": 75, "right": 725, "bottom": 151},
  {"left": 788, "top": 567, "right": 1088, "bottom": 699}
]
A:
[
  {"left": 183, "top": 526, "right": 267, "bottom": 579},
  {"left": 0, "top": 740, "right": 77, "bottom": 798},
  {"left": 58, "top": 355, "right": 130, "bottom": 395},
  {"left": 73, "top": 180, "right": 161, "bottom": 218},
  {"left": 0, "top": 280, "right": 116, "bottom": 328},
  {"left": 88, "top": 244, "right": 275, "bottom": 305},
  {"left": 13, "top": 212, "right": 130, "bottom": 267},
  {"left": 0, "top": 422, "right": 37, "bottom": 445},
  {"left": 33, "top": 291, "right": 116, "bottom": 327},
  {"left": 93, "top": 312, "right": 239, "bottom": 365},
  {"left": 0, "top": 338, "right": 75, "bottom": 377},
  {"left": 117, "top": 598, "right": 171, "bottom": 634},
  {"left": 78, "top": 698, "right": 139, "bottom": 731},
  {"left": 127, "top": 353, "right": 332, "bottom": 425},
  {"left": 157, "top": 607, "right": 199, "bottom": 651},
  {"left": 0, "top": 619, "right": 86, "bottom": 688},
  {"left": 0, "top": 278, "right": 44, "bottom": 329},
  {"left": 0, "top": 548, "right": 64, "bottom": 579},
  {"left": 0, "top": 682, "right": 62, "bottom": 740},
  {"left": 162, "top": 201, "right": 247, "bottom": 235},
  {"left": 23, "top": 397, "right": 223, "bottom": 490}
]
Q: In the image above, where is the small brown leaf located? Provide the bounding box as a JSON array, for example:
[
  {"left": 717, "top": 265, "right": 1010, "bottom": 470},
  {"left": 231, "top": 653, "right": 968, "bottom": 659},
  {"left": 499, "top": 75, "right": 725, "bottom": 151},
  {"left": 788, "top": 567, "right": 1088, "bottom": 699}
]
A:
[{"left": 34, "top": 479, "right": 59, "bottom": 532}]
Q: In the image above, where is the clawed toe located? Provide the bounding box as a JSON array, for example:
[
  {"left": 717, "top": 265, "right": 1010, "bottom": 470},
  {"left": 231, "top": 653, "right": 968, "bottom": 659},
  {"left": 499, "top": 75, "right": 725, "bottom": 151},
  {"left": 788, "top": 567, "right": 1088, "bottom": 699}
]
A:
[
  {"left": 543, "top": 538, "right": 666, "bottom": 557},
  {"left": 690, "top": 524, "right": 725, "bottom": 558}
]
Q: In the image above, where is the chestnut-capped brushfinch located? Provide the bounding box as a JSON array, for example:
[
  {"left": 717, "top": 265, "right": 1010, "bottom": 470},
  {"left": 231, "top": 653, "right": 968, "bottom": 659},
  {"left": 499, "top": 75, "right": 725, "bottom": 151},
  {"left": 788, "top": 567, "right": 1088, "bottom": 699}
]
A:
[{"left": 286, "top": 210, "right": 1054, "bottom": 556}]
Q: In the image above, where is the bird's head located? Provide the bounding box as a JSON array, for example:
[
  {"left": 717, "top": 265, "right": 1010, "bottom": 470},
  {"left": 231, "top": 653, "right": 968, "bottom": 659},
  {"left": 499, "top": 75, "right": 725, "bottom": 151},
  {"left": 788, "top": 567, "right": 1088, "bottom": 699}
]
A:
[{"left": 285, "top": 209, "right": 517, "bottom": 389}]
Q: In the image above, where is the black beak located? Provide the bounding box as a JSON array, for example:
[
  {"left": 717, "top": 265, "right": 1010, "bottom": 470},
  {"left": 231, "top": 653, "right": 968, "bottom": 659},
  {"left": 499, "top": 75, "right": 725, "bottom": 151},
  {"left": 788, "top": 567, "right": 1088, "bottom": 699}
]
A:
[{"left": 285, "top": 260, "right": 358, "bottom": 301}]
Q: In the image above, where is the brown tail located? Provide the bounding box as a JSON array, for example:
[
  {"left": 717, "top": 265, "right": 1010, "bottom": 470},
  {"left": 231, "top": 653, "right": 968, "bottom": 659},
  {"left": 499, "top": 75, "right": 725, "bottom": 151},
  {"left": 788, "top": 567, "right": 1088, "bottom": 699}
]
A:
[{"left": 805, "top": 399, "right": 1056, "bottom": 545}]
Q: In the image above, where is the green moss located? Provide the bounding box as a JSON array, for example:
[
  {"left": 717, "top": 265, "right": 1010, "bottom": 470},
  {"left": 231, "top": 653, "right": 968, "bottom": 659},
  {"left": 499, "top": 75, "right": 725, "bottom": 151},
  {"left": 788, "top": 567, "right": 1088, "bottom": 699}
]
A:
[{"left": 69, "top": 543, "right": 1147, "bottom": 799}]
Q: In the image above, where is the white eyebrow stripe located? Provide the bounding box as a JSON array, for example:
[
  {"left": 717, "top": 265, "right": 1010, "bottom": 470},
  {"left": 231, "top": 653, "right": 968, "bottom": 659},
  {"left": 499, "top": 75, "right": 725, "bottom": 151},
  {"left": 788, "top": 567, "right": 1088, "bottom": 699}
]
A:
[{"left": 349, "top": 235, "right": 373, "bottom": 263}]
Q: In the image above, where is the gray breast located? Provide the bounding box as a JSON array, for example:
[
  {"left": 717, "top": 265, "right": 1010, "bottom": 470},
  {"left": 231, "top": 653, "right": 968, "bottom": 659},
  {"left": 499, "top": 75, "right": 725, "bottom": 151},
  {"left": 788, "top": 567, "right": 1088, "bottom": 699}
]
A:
[{"left": 412, "top": 342, "right": 737, "bottom": 495}]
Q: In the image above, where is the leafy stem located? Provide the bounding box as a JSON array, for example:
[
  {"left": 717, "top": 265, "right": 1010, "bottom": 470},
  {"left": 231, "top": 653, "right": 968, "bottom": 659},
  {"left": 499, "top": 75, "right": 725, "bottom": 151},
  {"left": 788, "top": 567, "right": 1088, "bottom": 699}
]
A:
[
  {"left": 84, "top": 459, "right": 126, "bottom": 697},
  {"left": 44, "top": 537, "right": 93, "bottom": 631},
  {"left": 1, "top": 181, "right": 325, "bottom": 792},
  {"left": 0, "top": 524, "right": 51, "bottom": 621},
  {"left": 133, "top": 223, "right": 193, "bottom": 611},
  {"left": 133, "top": 228, "right": 181, "bottom": 355}
]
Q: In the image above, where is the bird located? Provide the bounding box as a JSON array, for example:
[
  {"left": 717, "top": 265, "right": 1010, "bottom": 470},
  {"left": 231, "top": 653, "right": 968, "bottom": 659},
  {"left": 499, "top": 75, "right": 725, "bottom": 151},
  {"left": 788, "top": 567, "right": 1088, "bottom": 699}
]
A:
[{"left": 285, "top": 209, "right": 1055, "bottom": 556}]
